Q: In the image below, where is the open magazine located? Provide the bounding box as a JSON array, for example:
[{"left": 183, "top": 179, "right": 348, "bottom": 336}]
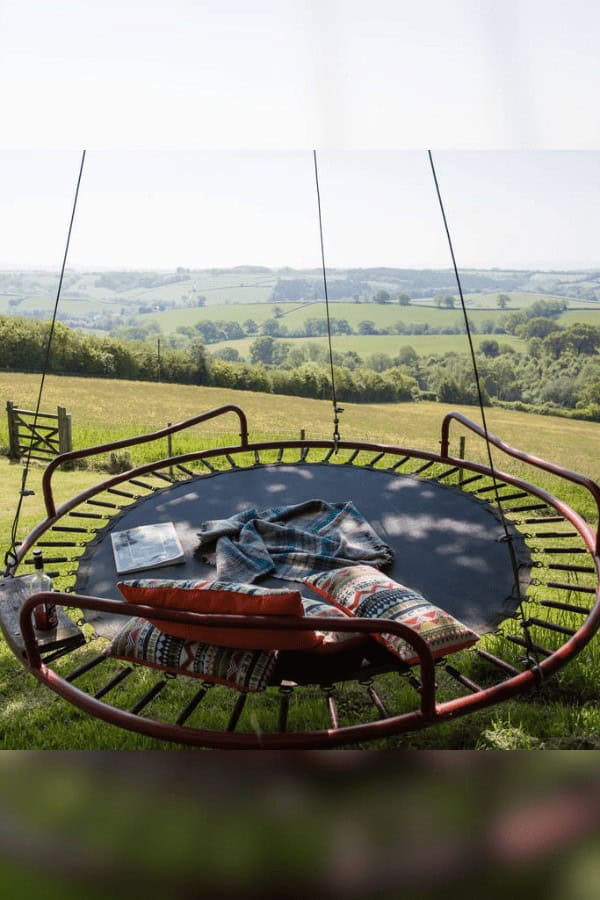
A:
[{"left": 111, "top": 522, "right": 185, "bottom": 575}]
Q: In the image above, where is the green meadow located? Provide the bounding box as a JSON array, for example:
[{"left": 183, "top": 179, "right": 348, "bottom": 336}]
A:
[{"left": 210, "top": 332, "right": 527, "bottom": 359}]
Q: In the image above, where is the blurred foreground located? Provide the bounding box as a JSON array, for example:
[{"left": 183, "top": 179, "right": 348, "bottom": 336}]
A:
[{"left": 0, "top": 751, "right": 598, "bottom": 900}]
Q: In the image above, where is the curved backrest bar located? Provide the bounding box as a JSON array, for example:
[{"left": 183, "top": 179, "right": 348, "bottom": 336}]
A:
[
  {"left": 19, "top": 592, "right": 437, "bottom": 721},
  {"left": 441, "top": 410, "right": 600, "bottom": 555},
  {"left": 42, "top": 405, "right": 249, "bottom": 518}
]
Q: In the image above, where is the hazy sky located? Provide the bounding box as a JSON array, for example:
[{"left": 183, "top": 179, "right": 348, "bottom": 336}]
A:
[
  {"left": 1, "top": 2, "right": 599, "bottom": 270},
  {"left": 1, "top": 150, "right": 600, "bottom": 270}
]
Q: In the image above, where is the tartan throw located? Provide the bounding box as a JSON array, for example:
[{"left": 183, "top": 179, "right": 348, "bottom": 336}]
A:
[
  {"left": 107, "top": 616, "right": 276, "bottom": 692},
  {"left": 195, "top": 499, "right": 393, "bottom": 584}
]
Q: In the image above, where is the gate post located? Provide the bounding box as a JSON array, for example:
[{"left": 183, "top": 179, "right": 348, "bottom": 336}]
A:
[
  {"left": 57, "top": 406, "right": 73, "bottom": 454},
  {"left": 6, "top": 401, "right": 20, "bottom": 459}
]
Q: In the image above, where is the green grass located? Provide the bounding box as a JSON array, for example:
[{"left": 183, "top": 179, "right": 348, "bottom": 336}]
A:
[
  {"left": 210, "top": 332, "right": 527, "bottom": 359},
  {"left": 559, "top": 308, "right": 600, "bottom": 326},
  {"left": 146, "top": 298, "right": 517, "bottom": 334},
  {"left": 0, "top": 373, "right": 599, "bottom": 749}
]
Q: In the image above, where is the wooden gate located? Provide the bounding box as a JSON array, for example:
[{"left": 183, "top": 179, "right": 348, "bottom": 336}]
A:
[{"left": 6, "top": 401, "right": 72, "bottom": 461}]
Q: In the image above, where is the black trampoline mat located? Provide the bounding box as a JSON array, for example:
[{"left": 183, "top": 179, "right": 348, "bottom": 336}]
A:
[{"left": 76, "top": 464, "right": 531, "bottom": 638}]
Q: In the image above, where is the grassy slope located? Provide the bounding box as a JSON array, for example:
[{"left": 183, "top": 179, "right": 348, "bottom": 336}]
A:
[
  {"left": 0, "top": 373, "right": 599, "bottom": 749},
  {"left": 210, "top": 332, "right": 527, "bottom": 358},
  {"left": 2, "top": 372, "right": 599, "bottom": 478},
  {"left": 142, "top": 295, "right": 575, "bottom": 333}
]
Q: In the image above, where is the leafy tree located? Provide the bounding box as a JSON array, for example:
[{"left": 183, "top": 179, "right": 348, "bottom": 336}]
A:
[
  {"left": 373, "top": 290, "right": 391, "bottom": 304},
  {"left": 367, "top": 352, "right": 393, "bottom": 372},
  {"left": 332, "top": 318, "right": 352, "bottom": 335},
  {"left": 397, "top": 293, "right": 411, "bottom": 306},
  {"left": 303, "top": 317, "right": 328, "bottom": 337},
  {"left": 521, "top": 317, "right": 562, "bottom": 340},
  {"left": 528, "top": 299, "right": 567, "bottom": 319},
  {"left": 187, "top": 337, "right": 210, "bottom": 384},
  {"left": 221, "top": 321, "right": 245, "bottom": 340},
  {"left": 338, "top": 350, "right": 363, "bottom": 370},
  {"left": 194, "top": 321, "right": 222, "bottom": 344},
  {"left": 250, "top": 336, "right": 276, "bottom": 365},
  {"left": 261, "top": 318, "right": 286, "bottom": 337},
  {"left": 496, "top": 294, "right": 510, "bottom": 309},
  {"left": 480, "top": 339, "right": 500, "bottom": 358},
  {"left": 358, "top": 320, "right": 376, "bottom": 335},
  {"left": 395, "top": 346, "right": 418, "bottom": 368},
  {"left": 564, "top": 323, "right": 600, "bottom": 355},
  {"left": 243, "top": 319, "right": 258, "bottom": 334},
  {"left": 212, "top": 347, "right": 241, "bottom": 362},
  {"left": 176, "top": 325, "right": 196, "bottom": 338}
]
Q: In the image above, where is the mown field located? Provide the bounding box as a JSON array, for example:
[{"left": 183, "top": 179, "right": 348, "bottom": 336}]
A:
[
  {"left": 211, "top": 332, "right": 527, "bottom": 359},
  {"left": 143, "top": 293, "right": 597, "bottom": 335},
  {"left": 0, "top": 373, "right": 599, "bottom": 750},
  {"left": 2, "top": 372, "right": 600, "bottom": 478}
]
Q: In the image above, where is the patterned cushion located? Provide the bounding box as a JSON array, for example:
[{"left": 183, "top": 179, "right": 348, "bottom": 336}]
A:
[
  {"left": 303, "top": 565, "right": 479, "bottom": 665},
  {"left": 300, "top": 595, "right": 366, "bottom": 652},
  {"left": 107, "top": 616, "right": 276, "bottom": 692},
  {"left": 117, "top": 578, "right": 321, "bottom": 650}
]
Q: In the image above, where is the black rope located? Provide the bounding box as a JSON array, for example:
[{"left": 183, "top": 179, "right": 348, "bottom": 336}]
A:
[
  {"left": 313, "top": 150, "right": 342, "bottom": 445},
  {"left": 428, "top": 150, "right": 541, "bottom": 677},
  {"left": 4, "top": 150, "right": 86, "bottom": 577}
]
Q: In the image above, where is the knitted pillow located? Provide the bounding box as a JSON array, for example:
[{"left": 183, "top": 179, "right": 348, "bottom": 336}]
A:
[
  {"left": 106, "top": 616, "right": 275, "bottom": 692},
  {"left": 303, "top": 565, "right": 479, "bottom": 665},
  {"left": 117, "top": 578, "right": 321, "bottom": 651}
]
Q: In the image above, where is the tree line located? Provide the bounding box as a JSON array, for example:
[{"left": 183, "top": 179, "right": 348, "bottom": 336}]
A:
[{"left": 2, "top": 310, "right": 599, "bottom": 418}]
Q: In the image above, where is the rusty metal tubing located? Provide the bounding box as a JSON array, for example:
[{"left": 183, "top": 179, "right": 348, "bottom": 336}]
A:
[
  {"left": 441, "top": 410, "right": 600, "bottom": 555},
  {"left": 17, "top": 435, "right": 599, "bottom": 572},
  {"left": 19, "top": 592, "right": 438, "bottom": 741},
  {"left": 10, "top": 410, "right": 600, "bottom": 744},
  {"left": 42, "top": 405, "right": 249, "bottom": 517}
]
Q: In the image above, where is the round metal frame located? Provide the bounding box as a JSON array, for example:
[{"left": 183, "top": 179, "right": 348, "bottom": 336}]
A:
[{"left": 4, "top": 405, "right": 600, "bottom": 748}]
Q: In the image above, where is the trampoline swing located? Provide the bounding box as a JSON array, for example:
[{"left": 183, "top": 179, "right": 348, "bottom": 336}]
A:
[{"left": 1, "top": 152, "right": 599, "bottom": 749}]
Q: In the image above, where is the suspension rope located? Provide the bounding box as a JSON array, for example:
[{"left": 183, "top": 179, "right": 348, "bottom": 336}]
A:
[
  {"left": 428, "top": 150, "right": 541, "bottom": 676},
  {"left": 4, "top": 150, "right": 86, "bottom": 577},
  {"left": 313, "top": 150, "right": 343, "bottom": 446}
]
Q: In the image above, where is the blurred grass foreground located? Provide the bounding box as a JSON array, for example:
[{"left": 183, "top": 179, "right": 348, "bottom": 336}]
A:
[{"left": 0, "top": 752, "right": 598, "bottom": 900}]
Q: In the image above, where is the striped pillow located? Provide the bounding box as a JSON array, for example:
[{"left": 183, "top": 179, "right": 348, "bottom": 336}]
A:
[
  {"left": 107, "top": 616, "right": 276, "bottom": 692},
  {"left": 303, "top": 565, "right": 479, "bottom": 665}
]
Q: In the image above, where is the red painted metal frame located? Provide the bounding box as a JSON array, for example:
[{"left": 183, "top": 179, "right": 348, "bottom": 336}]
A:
[
  {"left": 20, "top": 592, "right": 437, "bottom": 749},
  {"left": 7, "top": 404, "right": 600, "bottom": 747},
  {"left": 42, "top": 404, "right": 248, "bottom": 518},
  {"left": 441, "top": 411, "right": 600, "bottom": 555}
]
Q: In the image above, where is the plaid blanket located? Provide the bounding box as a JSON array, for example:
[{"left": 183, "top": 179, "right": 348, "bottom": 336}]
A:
[{"left": 195, "top": 499, "right": 393, "bottom": 584}]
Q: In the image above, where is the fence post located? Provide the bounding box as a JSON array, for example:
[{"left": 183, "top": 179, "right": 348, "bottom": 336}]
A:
[
  {"left": 6, "top": 401, "right": 20, "bottom": 460},
  {"left": 57, "top": 406, "right": 72, "bottom": 454},
  {"left": 458, "top": 435, "right": 466, "bottom": 485},
  {"left": 167, "top": 423, "right": 173, "bottom": 477}
]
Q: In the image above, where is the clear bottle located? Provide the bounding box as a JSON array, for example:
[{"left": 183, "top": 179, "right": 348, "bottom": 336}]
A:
[{"left": 31, "top": 550, "right": 58, "bottom": 631}]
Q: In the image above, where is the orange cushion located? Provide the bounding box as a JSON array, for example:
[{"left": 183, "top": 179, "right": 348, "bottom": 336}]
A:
[{"left": 117, "top": 579, "right": 323, "bottom": 651}]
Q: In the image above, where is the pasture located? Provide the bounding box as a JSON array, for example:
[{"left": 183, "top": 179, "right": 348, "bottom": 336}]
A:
[
  {"left": 210, "top": 332, "right": 527, "bottom": 359},
  {"left": 2, "top": 372, "right": 599, "bottom": 480}
]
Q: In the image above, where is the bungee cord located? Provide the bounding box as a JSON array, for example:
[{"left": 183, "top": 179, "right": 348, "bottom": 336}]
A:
[
  {"left": 428, "top": 150, "right": 541, "bottom": 675},
  {"left": 313, "top": 150, "right": 343, "bottom": 447},
  {"left": 4, "top": 150, "right": 86, "bottom": 576}
]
